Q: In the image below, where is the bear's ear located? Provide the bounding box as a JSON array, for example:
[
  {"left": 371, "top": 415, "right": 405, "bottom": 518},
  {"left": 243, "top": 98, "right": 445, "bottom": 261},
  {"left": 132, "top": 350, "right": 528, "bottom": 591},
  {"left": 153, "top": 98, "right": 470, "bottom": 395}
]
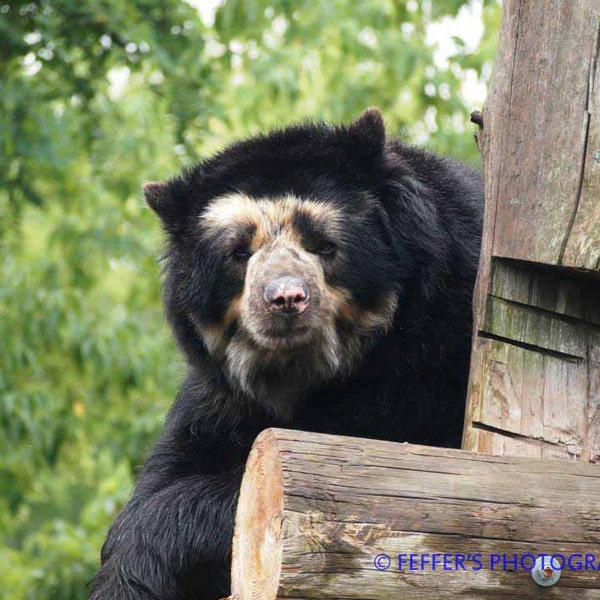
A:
[
  {"left": 143, "top": 181, "right": 170, "bottom": 218},
  {"left": 143, "top": 180, "right": 190, "bottom": 236},
  {"left": 348, "top": 107, "right": 386, "bottom": 155}
]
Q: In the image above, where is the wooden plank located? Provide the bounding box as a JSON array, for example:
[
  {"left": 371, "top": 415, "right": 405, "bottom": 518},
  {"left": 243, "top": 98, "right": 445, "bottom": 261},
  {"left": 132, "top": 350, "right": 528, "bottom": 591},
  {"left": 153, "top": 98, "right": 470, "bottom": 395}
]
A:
[
  {"left": 464, "top": 1, "right": 600, "bottom": 463},
  {"left": 467, "top": 337, "right": 598, "bottom": 461},
  {"left": 491, "top": 259, "right": 600, "bottom": 326},
  {"left": 231, "top": 429, "right": 600, "bottom": 600},
  {"left": 491, "top": 1, "right": 600, "bottom": 266},
  {"left": 483, "top": 295, "right": 591, "bottom": 358}
]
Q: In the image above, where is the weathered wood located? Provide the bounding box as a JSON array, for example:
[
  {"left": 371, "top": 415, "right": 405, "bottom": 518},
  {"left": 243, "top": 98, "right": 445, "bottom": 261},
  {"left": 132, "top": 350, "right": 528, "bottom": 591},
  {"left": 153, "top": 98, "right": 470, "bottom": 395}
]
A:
[
  {"left": 486, "top": 1, "right": 600, "bottom": 267},
  {"left": 464, "top": 0, "right": 600, "bottom": 461},
  {"left": 231, "top": 429, "right": 600, "bottom": 600}
]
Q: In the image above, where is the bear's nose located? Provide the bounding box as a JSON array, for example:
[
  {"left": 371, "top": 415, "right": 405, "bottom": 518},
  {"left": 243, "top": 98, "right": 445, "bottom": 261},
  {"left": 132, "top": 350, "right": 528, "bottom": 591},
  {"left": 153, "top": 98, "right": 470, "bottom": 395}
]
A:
[{"left": 263, "top": 276, "right": 310, "bottom": 315}]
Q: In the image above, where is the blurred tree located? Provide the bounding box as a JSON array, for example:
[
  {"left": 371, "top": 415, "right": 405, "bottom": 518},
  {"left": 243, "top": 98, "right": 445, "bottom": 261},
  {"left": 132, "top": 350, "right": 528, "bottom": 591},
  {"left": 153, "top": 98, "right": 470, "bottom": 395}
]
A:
[{"left": 0, "top": 0, "right": 500, "bottom": 597}]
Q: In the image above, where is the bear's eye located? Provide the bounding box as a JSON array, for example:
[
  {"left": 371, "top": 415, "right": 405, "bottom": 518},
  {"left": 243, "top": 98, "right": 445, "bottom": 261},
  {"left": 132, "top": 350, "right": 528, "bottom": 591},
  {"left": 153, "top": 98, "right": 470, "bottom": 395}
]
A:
[
  {"left": 316, "top": 241, "right": 337, "bottom": 258},
  {"left": 232, "top": 246, "right": 252, "bottom": 262}
]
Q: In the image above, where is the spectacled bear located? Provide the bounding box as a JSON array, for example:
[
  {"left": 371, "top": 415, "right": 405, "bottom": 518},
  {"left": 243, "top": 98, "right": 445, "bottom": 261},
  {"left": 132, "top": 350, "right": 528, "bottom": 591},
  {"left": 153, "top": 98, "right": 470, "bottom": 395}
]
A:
[{"left": 89, "top": 108, "right": 483, "bottom": 599}]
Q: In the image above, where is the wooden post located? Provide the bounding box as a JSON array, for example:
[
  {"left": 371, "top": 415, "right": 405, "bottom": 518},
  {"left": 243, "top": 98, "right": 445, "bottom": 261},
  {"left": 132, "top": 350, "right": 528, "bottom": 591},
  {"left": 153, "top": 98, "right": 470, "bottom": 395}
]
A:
[
  {"left": 463, "top": 0, "right": 600, "bottom": 461},
  {"left": 231, "top": 428, "right": 600, "bottom": 600}
]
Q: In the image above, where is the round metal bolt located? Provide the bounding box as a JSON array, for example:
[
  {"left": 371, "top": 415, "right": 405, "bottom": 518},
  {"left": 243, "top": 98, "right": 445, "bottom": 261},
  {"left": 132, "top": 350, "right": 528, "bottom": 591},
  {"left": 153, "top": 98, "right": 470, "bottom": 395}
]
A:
[{"left": 531, "top": 555, "right": 562, "bottom": 587}]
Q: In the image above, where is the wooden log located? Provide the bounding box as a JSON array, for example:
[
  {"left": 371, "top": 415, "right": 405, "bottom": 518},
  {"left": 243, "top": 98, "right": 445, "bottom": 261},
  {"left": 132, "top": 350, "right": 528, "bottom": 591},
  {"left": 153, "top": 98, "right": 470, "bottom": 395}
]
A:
[
  {"left": 463, "top": 0, "right": 600, "bottom": 460},
  {"left": 232, "top": 428, "right": 600, "bottom": 600}
]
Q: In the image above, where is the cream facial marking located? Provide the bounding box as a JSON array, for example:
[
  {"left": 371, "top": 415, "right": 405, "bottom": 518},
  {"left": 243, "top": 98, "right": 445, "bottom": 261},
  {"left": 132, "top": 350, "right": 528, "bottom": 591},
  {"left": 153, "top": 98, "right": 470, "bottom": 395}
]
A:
[
  {"left": 197, "top": 295, "right": 242, "bottom": 354},
  {"left": 200, "top": 192, "right": 344, "bottom": 250}
]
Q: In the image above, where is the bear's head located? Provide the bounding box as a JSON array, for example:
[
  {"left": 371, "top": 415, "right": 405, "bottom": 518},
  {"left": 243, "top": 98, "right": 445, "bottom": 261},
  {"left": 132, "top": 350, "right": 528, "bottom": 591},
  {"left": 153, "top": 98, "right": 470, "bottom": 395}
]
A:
[{"left": 144, "top": 109, "right": 437, "bottom": 407}]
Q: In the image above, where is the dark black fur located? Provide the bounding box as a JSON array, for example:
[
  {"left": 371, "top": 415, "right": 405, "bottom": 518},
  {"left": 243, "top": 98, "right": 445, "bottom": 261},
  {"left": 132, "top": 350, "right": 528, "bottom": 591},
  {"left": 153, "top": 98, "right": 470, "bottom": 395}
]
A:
[{"left": 90, "top": 111, "right": 483, "bottom": 599}]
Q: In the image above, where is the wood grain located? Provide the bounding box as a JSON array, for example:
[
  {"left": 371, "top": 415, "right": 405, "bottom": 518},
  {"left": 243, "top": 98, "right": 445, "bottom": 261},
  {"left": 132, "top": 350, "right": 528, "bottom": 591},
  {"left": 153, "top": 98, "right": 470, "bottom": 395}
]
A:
[
  {"left": 463, "top": 0, "right": 600, "bottom": 461},
  {"left": 231, "top": 429, "right": 600, "bottom": 600},
  {"left": 487, "top": 1, "right": 600, "bottom": 267}
]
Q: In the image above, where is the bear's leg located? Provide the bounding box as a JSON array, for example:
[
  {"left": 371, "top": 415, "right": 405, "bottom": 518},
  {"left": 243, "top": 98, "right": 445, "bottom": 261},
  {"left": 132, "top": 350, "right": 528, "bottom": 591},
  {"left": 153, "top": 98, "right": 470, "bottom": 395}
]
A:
[{"left": 89, "top": 468, "right": 243, "bottom": 600}]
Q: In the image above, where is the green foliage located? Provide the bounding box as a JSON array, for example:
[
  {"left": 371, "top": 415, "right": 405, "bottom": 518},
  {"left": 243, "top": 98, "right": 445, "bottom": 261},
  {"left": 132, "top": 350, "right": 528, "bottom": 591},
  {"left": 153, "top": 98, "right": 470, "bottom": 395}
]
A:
[{"left": 0, "top": 0, "right": 500, "bottom": 597}]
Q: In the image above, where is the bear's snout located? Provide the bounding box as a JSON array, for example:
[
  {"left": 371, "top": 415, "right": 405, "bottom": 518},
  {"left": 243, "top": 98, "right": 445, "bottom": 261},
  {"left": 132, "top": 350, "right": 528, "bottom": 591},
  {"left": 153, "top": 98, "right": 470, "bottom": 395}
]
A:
[{"left": 263, "top": 276, "right": 310, "bottom": 315}]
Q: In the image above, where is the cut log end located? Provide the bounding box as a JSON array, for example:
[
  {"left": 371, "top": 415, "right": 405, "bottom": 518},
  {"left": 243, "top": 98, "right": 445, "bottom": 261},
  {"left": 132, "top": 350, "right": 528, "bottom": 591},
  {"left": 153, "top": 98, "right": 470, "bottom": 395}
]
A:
[{"left": 231, "top": 429, "right": 283, "bottom": 600}]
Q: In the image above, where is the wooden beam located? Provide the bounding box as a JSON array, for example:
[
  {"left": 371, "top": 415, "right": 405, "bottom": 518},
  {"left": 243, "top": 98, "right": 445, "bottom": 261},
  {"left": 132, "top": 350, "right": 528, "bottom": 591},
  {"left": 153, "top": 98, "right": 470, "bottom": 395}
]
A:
[{"left": 231, "top": 429, "right": 600, "bottom": 600}]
